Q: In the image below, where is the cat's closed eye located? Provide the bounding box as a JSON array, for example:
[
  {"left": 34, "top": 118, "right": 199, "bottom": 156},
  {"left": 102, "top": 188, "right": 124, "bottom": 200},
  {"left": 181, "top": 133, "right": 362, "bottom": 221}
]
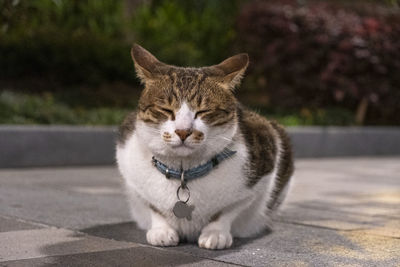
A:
[
  {"left": 158, "top": 107, "right": 175, "bottom": 120},
  {"left": 200, "top": 108, "right": 233, "bottom": 126},
  {"left": 201, "top": 109, "right": 231, "bottom": 118},
  {"left": 160, "top": 107, "right": 174, "bottom": 115},
  {"left": 194, "top": 109, "right": 211, "bottom": 119}
]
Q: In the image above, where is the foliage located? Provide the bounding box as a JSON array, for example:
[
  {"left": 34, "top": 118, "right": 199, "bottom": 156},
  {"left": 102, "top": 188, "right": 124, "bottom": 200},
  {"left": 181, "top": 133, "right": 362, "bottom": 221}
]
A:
[
  {"left": 131, "top": 0, "right": 240, "bottom": 66},
  {"left": 1, "top": 0, "right": 125, "bottom": 37},
  {"left": 258, "top": 107, "right": 355, "bottom": 126},
  {"left": 0, "top": 0, "right": 240, "bottom": 86},
  {"left": 0, "top": 90, "right": 129, "bottom": 125},
  {"left": 238, "top": 1, "right": 400, "bottom": 125},
  {"left": 0, "top": 90, "right": 354, "bottom": 126},
  {"left": 0, "top": 0, "right": 399, "bottom": 125},
  {"left": 1, "top": 33, "right": 133, "bottom": 85},
  {"left": 0, "top": 0, "right": 133, "bottom": 85}
]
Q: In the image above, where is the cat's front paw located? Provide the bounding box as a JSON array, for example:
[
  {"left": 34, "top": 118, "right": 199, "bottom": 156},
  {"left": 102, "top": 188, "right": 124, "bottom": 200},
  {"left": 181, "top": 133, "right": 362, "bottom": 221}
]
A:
[
  {"left": 146, "top": 227, "right": 179, "bottom": 247},
  {"left": 198, "top": 229, "right": 233, "bottom": 250}
]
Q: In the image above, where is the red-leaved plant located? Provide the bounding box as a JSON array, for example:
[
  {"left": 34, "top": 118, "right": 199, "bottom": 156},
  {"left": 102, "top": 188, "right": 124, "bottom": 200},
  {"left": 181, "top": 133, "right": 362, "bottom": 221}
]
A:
[{"left": 238, "top": 1, "right": 400, "bottom": 125}]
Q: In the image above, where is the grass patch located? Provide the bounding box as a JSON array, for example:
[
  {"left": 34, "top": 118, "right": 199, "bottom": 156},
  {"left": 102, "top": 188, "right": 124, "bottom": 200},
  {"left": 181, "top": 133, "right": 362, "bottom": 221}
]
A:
[
  {"left": 0, "top": 91, "right": 355, "bottom": 126},
  {"left": 0, "top": 91, "right": 129, "bottom": 125},
  {"left": 255, "top": 107, "right": 355, "bottom": 126}
]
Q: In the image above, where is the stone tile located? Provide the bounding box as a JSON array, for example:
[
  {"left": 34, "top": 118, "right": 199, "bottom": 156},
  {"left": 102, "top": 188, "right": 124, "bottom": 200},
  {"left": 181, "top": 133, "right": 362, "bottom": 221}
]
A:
[
  {"left": 0, "top": 158, "right": 399, "bottom": 266},
  {"left": 283, "top": 158, "right": 400, "bottom": 232},
  {"left": 354, "top": 219, "right": 400, "bottom": 239},
  {"left": 0, "top": 228, "right": 135, "bottom": 262},
  {"left": 0, "top": 215, "right": 44, "bottom": 233},
  {"left": 0, "top": 167, "right": 131, "bottom": 229},
  {"left": 81, "top": 221, "right": 147, "bottom": 245},
  {"left": 0, "top": 158, "right": 398, "bottom": 230},
  {"left": 171, "top": 222, "right": 400, "bottom": 267},
  {"left": 278, "top": 203, "right": 397, "bottom": 233},
  {"left": 291, "top": 220, "right": 369, "bottom": 231},
  {"left": 0, "top": 247, "right": 236, "bottom": 267},
  {"left": 77, "top": 220, "right": 400, "bottom": 267}
]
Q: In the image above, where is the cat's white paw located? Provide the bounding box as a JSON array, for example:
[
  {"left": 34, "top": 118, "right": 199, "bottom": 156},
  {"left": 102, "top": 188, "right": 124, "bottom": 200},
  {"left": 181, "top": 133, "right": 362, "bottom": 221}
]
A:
[
  {"left": 146, "top": 227, "right": 179, "bottom": 247},
  {"left": 198, "top": 229, "right": 233, "bottom": 250}
]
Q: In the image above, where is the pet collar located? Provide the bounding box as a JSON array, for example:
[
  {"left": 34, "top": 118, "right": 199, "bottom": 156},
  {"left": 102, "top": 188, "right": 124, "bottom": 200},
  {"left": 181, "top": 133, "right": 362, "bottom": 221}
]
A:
[{"left": 151, "top": 148, "right": 237, "bottom": 181}]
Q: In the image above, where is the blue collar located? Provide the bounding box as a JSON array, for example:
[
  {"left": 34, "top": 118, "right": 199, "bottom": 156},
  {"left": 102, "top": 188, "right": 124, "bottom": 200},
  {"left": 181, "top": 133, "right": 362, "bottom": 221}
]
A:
[{"left": 152, "top": 148, "right": 237, "bottom": 181}]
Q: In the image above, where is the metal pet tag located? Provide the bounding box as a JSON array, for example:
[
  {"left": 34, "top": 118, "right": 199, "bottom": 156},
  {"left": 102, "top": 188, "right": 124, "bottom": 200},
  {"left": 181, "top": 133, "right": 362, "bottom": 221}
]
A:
[
  {"left": 173, "top": 201, "right": 194, "bottom": 220},
  {"left": 173, "top": 183, "right": 194, "bottom": 220}
]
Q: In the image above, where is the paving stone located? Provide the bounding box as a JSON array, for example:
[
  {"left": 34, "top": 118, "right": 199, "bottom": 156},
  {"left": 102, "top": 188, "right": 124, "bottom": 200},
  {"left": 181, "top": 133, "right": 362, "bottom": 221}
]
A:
[
  {"left": 81, "top": 221, "right": 147, "bottom": 245},
  {"left": 280, "top": 157, "right": 400, "bottom": 234},
  {"left": 278, "top": 204, "right": 397, "bottom": 233},
  {"left": 0, "top": 158, "right": 398, "bottom": 230},
  {"left": 0, "top": 158, "right": 399, "bottom": 266},
  {"left": 177, "top": 222, "right": 400, "bottom": 267},
  {"left": 0, "top": 215, "right": 44, "bottom": 233},
  {"left": 0, "top": 167, "right": 131, "bottom": 229},
  {"left": 354, "top": 219, "right": 400, "bottom": 239},
  {"left": 78, "top": 220, "right": 400, "bottom": 267},
  {"left": 0, "top": 228, "right": 135, "bottom": 262},
  {"left": 0, "top": 247, "right": 237, "bottom": 267}
]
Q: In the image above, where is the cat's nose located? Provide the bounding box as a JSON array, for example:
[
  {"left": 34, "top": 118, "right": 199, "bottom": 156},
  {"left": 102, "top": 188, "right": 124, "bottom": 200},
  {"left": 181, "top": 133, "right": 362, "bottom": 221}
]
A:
[{"left": 175, "top": 129, "right": 192, "bottom": 141}]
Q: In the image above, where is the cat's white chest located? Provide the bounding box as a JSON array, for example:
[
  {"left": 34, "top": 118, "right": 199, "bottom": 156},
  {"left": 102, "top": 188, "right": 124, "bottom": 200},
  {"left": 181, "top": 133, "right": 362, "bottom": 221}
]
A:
[{"left": 117, "top": 133, "right": 249, "bottom": 223}]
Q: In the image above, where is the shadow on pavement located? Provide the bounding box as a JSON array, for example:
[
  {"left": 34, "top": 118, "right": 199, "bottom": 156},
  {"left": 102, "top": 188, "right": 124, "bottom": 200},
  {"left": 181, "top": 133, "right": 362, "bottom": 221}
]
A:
[
  {"left": 81, "top": 221, "right": 147, "bottom": 244},
  {"left": 34, "top": 221, "right": 268, "bottom": 266},
  {"left": 36, "top": 242, "right": 215, "bottom": 266},
  {"left": 80, "top": 221, "right": 268, "bottom": 249}
]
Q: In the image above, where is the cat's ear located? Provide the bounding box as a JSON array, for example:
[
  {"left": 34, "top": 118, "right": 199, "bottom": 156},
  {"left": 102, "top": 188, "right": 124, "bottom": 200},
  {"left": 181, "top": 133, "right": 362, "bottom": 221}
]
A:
[
  {"left": 130, "top": 44, "right": 164, "bottom": 84},
  {"left": 212, "top": 53, "right": 249, "bottom": 90}
]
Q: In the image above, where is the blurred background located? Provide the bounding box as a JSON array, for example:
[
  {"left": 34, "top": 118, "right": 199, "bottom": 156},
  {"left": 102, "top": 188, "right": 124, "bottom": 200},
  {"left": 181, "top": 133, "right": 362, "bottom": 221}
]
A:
[
  {"left": 1, "top": 0, "right": 399, "bottom": 127},
  {"left": 1, "top": 2, "right": 400, "bottom": 264}
]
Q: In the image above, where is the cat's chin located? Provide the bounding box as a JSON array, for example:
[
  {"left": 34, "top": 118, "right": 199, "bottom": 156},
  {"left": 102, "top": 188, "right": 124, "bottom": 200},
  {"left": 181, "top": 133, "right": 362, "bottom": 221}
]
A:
[{"left": 167, "top": 144, "right": 198, "bottom": 157}]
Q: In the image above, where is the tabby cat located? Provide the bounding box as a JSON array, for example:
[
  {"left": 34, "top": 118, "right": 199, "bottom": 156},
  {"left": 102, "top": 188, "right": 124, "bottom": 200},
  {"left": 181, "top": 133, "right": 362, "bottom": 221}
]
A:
[{"left": 116, "top": 44, "right": 294, "bottom": 250}]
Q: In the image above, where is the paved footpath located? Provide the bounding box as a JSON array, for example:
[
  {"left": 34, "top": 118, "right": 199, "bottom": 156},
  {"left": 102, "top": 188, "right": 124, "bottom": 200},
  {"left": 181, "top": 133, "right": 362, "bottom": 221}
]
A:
[{"left": 0, "top": 158, "right": 399, "bottom": 266}]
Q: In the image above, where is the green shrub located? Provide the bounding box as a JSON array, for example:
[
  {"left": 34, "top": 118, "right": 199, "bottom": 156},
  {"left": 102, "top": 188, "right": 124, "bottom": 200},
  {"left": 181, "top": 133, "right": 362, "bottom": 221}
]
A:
[
  {"left": 0, "top": 0, "right": 134, "bottom": 85},
  {"left": 0, "top": 90, "right": 354, "bottom": 126},
  {"left": 0, "top": 90, "right": 129, "bottom": 125},
  {"left": 1, "top": 0, "right": 125, "bottom": 37},
  {"left": 1, "top": 0, "right": 398, "bottom": 126},
  {"left": 256, "top": 107, "right": 355, "bottom": 126},
  {"left": 128, "top": 0, "right": 241, "bottom": 66},
  {"left": 1, "top": 33, "right": 133, "bottom": 85},
  {"left": 0, "top": 0, "right": 241, "bottom": 90}
]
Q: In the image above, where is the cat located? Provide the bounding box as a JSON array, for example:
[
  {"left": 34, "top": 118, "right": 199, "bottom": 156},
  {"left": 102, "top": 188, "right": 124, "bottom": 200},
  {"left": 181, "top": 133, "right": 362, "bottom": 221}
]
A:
[{"left": 116, "top": 44, "right": 294, "bottom": 250}]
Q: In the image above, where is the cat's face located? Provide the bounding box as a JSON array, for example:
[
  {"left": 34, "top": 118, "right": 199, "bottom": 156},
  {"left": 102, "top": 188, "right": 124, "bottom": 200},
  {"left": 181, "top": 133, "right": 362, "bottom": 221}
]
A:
[
  {"left": 132, "top": 44, "right": 248, "bottom": 158},
  {"left": 136, "top": 70, "right": 238, "bottom": 157}
]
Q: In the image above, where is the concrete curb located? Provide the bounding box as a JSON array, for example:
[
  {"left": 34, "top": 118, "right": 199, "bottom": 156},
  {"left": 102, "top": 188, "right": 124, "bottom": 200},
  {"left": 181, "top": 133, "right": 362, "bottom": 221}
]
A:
[
  {"left": 1, "top": 125, "right": 399, "bottom": 168},
  {"left": 0, "top": 126, "right": 116, "bottom": 168},
  {"left": 289, "top": 126, "right": 400, "bottom": 157}
]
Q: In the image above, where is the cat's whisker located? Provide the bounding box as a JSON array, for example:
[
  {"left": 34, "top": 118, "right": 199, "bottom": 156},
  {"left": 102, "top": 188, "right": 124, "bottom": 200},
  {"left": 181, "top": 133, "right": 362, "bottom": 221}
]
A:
[
  {"left": 219, "top": 136, "right": 233, "bottom": 142},
  {"left": 207, "top": 136, "right": 233, "bottom": 145},
  {"left": 146, "top": 128, "right": 162, "bottom": 134},
  {"left": 207, "top": 135, "right": 231, "bottom": 140}
]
